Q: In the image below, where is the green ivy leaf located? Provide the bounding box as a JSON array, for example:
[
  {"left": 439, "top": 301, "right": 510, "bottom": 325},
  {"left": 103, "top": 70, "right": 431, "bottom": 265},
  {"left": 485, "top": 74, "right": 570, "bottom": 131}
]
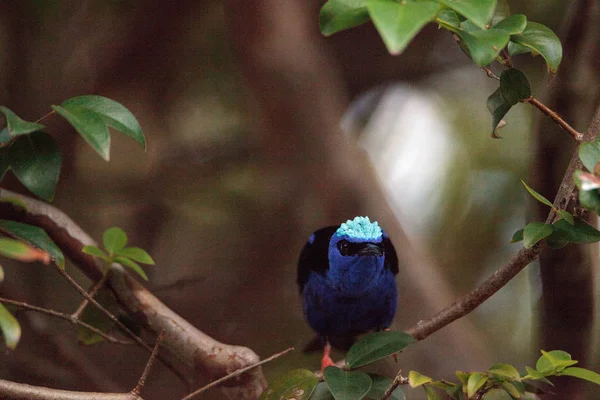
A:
[
  {"left": 456, "top": 371, "right": 470, "bottom": 386},
  {"left": 0, "top": 106, "right": 45, "bottom": 136},
  {"left": 114, "top": 247, "right": 154, "bottom": 265},
  {"left": 521, "top": 180, "right": 552, "bottom": 207},
  {"left": 523, "top": 222, "right": 553, "bottom": 248},
  {"left": 0, "top": 237, "right": 44, "bottom": 262},
  {"left": 324, "top": 367, "right": 372, "bottom": 400},
  {"left": 491, "top": 0, "right": 510, "bottom": 25},
  {"left": 500, "top": 69, "right": 531, "bottom": 105},
  {"left": 53, "top": 95, "right": 144, "bottom": 161},
  {"left": 409, "top": 371, "right": 433, "bottom": 388},
  {"left": 436, "top": 8, "right": 461, "bottom": 32},
  {"left": 489, "top": 363, "right": 521, "bottom": 381},
  {"left": 114, "top": 256, "right": 148, "bottom": 280},
  {"left": 438, "top": 0, "right": 496, "bottom": 29},
  {"left": 423, "top": 385, "right": 441, "bottom": 400},
  {"left": 77, "top": 288, "right": 119, "bottom": 345},
  {"left": 345, "top": 330, "right": 416, "bottom": 369},
  {"left": 311, "top": 382, "right": 335, "bottom": 400},
  {"left": 9, "top": 132, "right": 61, "bottom": 201},
  {"left": 557, "top": 210, "right": 574, "bottom": 225},
  {"left": 367, "top": 374, "right": 406, "bottom": 400},
  {"left": 103, "top": 227, "right": 128, "bottom": 254},
  {"left": 82, "top": 245, "right": 110, "bottom": 262},
  {"left": 0, "top": 220, "right": 64, "bottom": 268},
  {"left": 482, "top": 388, "right": 512, "bottom": 400},
  {"left": 502, "top": 381, "right": 522, "bottom": 398},
  {"left": 494, "top": 14, "right": 527, "bottom": 35},
  {"left": 319, "top": 0, "right": 369, "bottom": 36},
  {"left": 578, "top": 139, "right": 600, "bottom": 172},
  {"left": 366, "top": 0, "right": 439, "bottom": 55},
  {"left": 259, "top": 369, "right": 318, "bottom": 400},
  {"left": 0, "top": 302, "right": 20, "bottom": 349},
  {"left": 536, "top": 350, "right": 578, "bottom": 374},
  {"left": 486, "top": 87, "right": 512, "bottom": 137},
  {"left": 560, "top": 367, "right": 600, "bottom": 385},
  {"left": 457, "top": 28, "right": 510, "bottom": 66},
  {"left": 553, "top": 218, "right": 600, "bottom": 243},
  {"left": 510, "top": 229, "right": 524, "bottom": 243},
  {"left": 508, "top": 21, "right": 562, "bottom": 73},
  {"left": 545, "top": 228, "right": 569, "bottom": 249},
  {"left": 467, "top": 373, "right": 488, "bottom": 398}
]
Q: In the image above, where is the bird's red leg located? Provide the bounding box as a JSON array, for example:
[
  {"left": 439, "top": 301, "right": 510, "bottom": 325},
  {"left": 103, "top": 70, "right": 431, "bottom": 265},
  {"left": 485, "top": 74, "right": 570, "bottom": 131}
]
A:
[{"left": 321, "top": 341, "right": 335, "bottom": 371}]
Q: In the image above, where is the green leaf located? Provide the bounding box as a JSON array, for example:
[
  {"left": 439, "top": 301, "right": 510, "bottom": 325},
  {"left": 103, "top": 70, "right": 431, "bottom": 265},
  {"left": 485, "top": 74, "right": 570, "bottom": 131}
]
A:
[
  {"left": 508, "top": 21, "right": 562, "bottom": 73},
  {"left": 557, "top": 210, "right": 574, "bottom": 225},
  {"left": 0, "top": 128, "right": 11, "bottom": 146},
  {"left": 366, "top": 374, "right": 406, "bottom": 400},
  {"left": 103, "top": 227, "right": 128, "bottom": 253},
  {"left": 524, "top": 366, "right": 553, "bottom": 385},
  {"left": 502, "top": 382, "right": 522, "bottom": 397},
  {"left": 114, "top": 256, "right": 148, "bottom": 280},
  {"left": 545, "top": 228, "right": 569, "bottom": 249},
  {"left": 114, "top": 247, "right": 154, "bottom": 265},
  {"left": 324, "top": 367, "right": 372, "bottom": 400},
  {"left": 560, "top": 367, "right": 600, "bottom": 385},
  {"left": 319, "top": 0, "right": 369, "bottom": 36},
  {"left": 82, "top": 245, "right": 110, "bottom": 262},
  {"left": 489, "top": 363, "right": 521, "bottom": 380},
  {"left": 9, "top": 131, "right": 61, "bottom": 201},
  {"left": 436, "top": 8, "right": 461, "bottom": 31},
  {"left": 423, "top": 385, "right": 440, "bottom": 400},
  {"left": 0, "top": 106, "right": 45, "bottom": 136},
  {"left": 0, "top": 302, "right": 20, "bottom": 349},
  {"left": 457, "top": 28, "right": 510, "bottom": 66},
  {"left": 521, "top": 180, "right": 552, "bottom": 207},
  {"left": 536, "top": 350, "right": 578, "bottom": 374},
  {"left": 62, "top": 95, "right": 144, "bottom": 148},
  {"left": 523, "top": 222, "right": 553, "bottom": 248},
  {"left": 311, "top": 382, "right": 335, "bottom": 400},
  {"left": 0, "top": 265, "right": 4, "bottom": 282},
  {"left": 0, "top": 237, "right": 49, "bottom": 264},
  {"left": 553, "top": 218, "right": 600, "bottom": 243},
  {"left": 510, "top": 229, "right": 524, "bottom": 243},
  {"left": 0, "top": 147, "right": 9, "bottom": 181},
  {"left": 575, "top": 170, "right": 600, "bottom": 191},
  {"left": 467, "top": 373, "right": 488, "bottom": 398},
  {"left": 366, "top": 0, "right": 439, "bottom": 55},
  {"left": 491, "top": 0, "right": 510, "bottom": 25},
  {"left": 578, "top": 139, "right": 600, "bottom": 172},
  {"left": 0, "top": 220, "right": 64, "bottom": 268},
  {"left": 409, "top": 371, "right": 433, "bottom": 388},
  {"left": 486, "top": 87, "right": 512, "bottom": 137},
  {"left": 482, "top": 388, "right": 512, "bottom": 400},
  {"left": 345, "top": 331, "right": 416, "bottom": 369},
  {"left": 579, "top": 188, "right": 600, "bottom": 214},
  {"left": 500, "top": 69, "right": 531, "bottom": 105},
  {"left": 77, "top": 288, "right": 119, "bottom": 345},
  {"left": 438, "top": 0, "right": 496, "bottom": 29},
  {"left": 494, "top": 14, "right": 527, "bottom": 35},
  {"left": 53, "top": 96, "right": 144, "bottom": 161},
  {"left": 456, "top": 371, "right": 470, "bottom": 386}
]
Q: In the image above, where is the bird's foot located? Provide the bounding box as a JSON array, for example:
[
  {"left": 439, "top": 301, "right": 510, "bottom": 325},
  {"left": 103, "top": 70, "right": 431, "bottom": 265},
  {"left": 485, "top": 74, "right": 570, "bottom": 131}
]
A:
[{"left": 321, "top": 342, "right": 335, "bottom": 371}]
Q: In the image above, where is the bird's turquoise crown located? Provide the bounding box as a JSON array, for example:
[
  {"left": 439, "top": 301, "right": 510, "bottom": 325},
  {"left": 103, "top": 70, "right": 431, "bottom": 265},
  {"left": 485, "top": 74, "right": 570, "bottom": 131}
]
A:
[{"left": 335, "top": 216, "right": 382, "bottom": 241}]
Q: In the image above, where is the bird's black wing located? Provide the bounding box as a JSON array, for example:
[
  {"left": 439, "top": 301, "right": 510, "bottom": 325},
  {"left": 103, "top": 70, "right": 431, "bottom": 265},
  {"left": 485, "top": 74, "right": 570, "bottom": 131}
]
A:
[
  {"left": 297, "top": 226, "right": 337, "bottom": 293},
  {"left": 383, "top": 233, "right": 399, "bottom": 275}
]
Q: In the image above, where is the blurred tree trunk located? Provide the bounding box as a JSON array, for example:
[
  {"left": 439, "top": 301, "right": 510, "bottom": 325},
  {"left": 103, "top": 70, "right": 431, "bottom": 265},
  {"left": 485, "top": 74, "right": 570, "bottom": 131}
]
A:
[{"left": 531, "top": 1, "right": 600, "bottom": 398}]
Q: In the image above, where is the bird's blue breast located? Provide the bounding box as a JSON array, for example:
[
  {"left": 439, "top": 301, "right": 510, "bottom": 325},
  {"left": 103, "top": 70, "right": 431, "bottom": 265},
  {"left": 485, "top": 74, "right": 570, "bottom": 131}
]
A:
[{"left": 302, "top": 264, "right": 397, "bottom": 336}]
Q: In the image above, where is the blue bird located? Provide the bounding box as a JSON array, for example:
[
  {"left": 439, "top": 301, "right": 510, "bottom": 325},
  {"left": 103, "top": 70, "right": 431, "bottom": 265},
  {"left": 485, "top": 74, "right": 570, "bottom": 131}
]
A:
[{"left": 297, "top": 216, "right": 398, "bottom": 370}]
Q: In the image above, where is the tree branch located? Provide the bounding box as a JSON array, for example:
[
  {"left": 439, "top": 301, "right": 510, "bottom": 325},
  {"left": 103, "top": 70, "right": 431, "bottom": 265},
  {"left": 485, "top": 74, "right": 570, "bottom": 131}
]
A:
[
  {"left": 0, "top": 190, "right": 266, "bottom": 400},
  {"left": 407, "top": 102, "right": 600, "bottom": 341},
  {"left": 0, "top": 296, "right": 132, "bottom": 345},
  {"left": 0, "top": 379, "right": 142, "bottom": 400}
]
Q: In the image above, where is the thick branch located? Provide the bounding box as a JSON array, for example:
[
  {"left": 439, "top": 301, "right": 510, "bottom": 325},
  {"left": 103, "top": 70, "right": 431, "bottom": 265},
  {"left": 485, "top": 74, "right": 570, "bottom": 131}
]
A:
[
  {"left": 407, "top": 103, "right": 600, "bottom": 341},
  {"left": 0, "top": 380, "right": 141, "bottom": 400},
  {"left": 0, "top": 190, "right": 266, "bottom": 400}
]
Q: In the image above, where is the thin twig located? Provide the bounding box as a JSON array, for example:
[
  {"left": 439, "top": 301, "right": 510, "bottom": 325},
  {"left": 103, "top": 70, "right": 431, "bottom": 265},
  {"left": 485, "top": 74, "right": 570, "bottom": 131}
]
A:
[
  {"left": 381, "top": 369, "right": 408, "bottom": 400},
  {"left": 524, "top": 96, "right": 584, "bottom": 141},
  {"left": 132, "top": 330, "right": 165, "bottom": 396},
  {"left": 500, "top": 49, "right": 513, "bottom": 68},
  {"left": 482, "top": 67, "right": 500, "bottom": 80},
  {"left": 181, "top": 347, "right": 294, "bottom": 400},
  {"left": 0, "top": 296, "right": 132, "bottom": 344},
  {"left": 72, "top": 270, "right": 110, "bottom": 319},
  {"left": 0, "top": 379, "right": 141, "bottom": 400},
  {"left": 54, "top": 264, "right": 152, "bottom": 351},
  {"left": 34, "top": 109, "right": 56, "bottom": 124}
]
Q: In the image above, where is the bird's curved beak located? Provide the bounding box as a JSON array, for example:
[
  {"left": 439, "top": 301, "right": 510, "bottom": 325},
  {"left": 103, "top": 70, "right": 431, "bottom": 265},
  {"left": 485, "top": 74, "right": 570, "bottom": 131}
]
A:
[{"left": 358, "top": 243, "right": 383, "bottom": 256}]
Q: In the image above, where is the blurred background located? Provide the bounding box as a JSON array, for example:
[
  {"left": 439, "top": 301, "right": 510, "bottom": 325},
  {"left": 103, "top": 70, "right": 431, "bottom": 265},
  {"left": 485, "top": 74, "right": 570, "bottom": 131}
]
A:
[{"left": 0, "top": 1, "right": 599, "bottom": 399}]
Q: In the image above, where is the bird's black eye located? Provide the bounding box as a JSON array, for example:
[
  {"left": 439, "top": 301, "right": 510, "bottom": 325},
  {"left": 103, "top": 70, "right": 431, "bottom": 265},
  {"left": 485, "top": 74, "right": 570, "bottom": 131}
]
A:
[{"left": 338, "top": 240, "right": 350, "bottom": 256}]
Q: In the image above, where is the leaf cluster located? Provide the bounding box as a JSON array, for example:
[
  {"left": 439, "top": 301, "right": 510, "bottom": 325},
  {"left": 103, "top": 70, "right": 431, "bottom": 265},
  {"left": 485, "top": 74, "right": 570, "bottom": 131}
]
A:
[
  {"left": 319, "top": 0, "right": 562, "bottom": 137},
  {"left": 410, "top": 350, "right": 600, "bottom": 399},
  {"left": 0, "top": 95, "right": 144, "bottom": 201}
]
